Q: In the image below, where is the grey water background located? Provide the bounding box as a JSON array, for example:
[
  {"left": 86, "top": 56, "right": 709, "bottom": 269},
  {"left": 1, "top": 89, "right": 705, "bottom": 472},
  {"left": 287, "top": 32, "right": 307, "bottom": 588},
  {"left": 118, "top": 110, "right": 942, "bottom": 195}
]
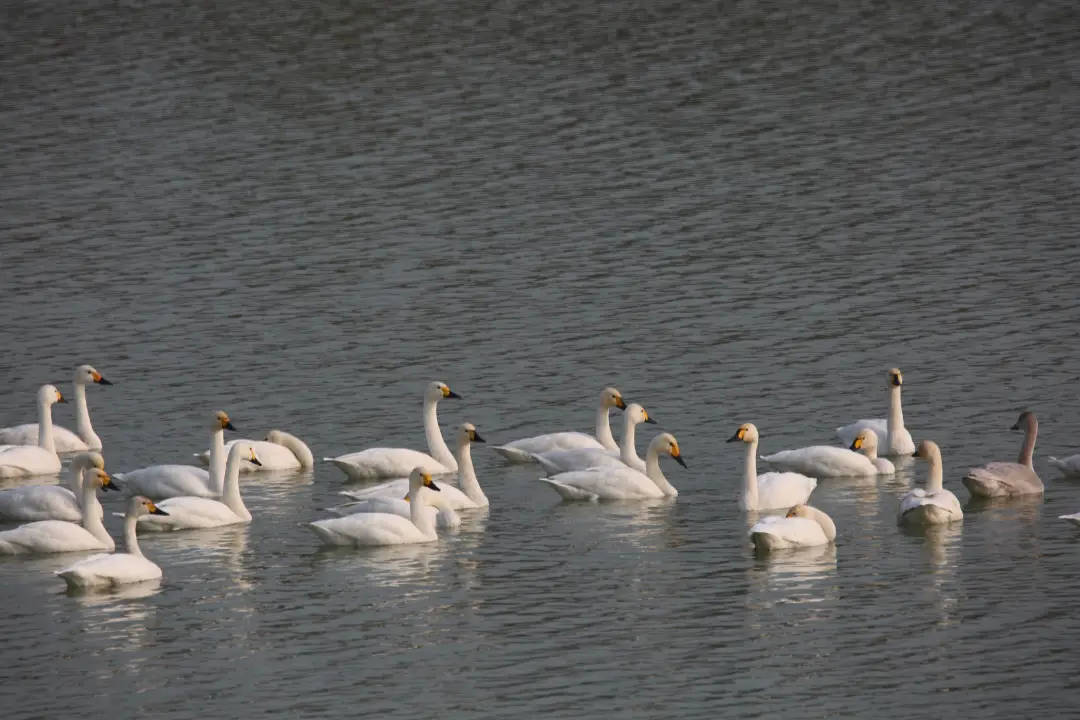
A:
[{"left": 2, "top": 0, "right": 1080, "bottom": 716}]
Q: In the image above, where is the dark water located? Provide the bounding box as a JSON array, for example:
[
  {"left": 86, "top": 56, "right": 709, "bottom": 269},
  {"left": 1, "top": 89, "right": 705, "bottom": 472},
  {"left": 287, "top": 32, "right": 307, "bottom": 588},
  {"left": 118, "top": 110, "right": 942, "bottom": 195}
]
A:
[{"left": 2, "top": 1, "right": 1080, "bottom": 717}]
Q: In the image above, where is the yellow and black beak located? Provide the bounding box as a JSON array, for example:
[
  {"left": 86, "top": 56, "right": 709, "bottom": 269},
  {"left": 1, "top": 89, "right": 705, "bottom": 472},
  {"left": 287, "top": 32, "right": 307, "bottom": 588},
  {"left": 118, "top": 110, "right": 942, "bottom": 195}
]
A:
[
  {"left": 56, "top": 391, "right": 67, "bottom": 404},
  {"left": 672, "top": 451, "right": 687, "bottom": 469},
  {"left": 890, "top": 373, "right": 902, "bottom": 387},
  {"left": 614, "top": 396, "right": 627, "bottom": 410},
  {"left": 148, "top": 502, "right": 169, "bottom": 516},
  {"left": 785, "top": 507, "right": 798, "bottom": 518},
  {"left": 726, "top": 428, "right": 744, "bottom": 443},
  {"left": 92, "top": 372, "right": 113, "bottom": 386},
  {"left": 248, "top": 450, "right": 262, "bottom": 467},
  {"left": 101, "top": 474, "right": 120, "bottom": 492},
  {"left": 643, "top": 412, "right": 657, "bottom": 425},
  {"left": 224, "top": 420, "right": 236, "bottom": 431},
  {"left": 470, "top": 430, "right": 485, "bottom": 443},
  {"left": 422, "top": 475, "right": 442, "bottom": 492},
  {"left": 444, "top": 387, "right": 461, "bottom": 399},
  {"left": 850, "top": 436, "right": 863, "bottom": 451}
]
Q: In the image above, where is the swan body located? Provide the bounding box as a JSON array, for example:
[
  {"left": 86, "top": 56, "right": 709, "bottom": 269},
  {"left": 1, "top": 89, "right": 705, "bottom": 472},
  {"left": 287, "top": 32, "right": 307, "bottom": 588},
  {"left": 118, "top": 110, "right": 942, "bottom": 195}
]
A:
[
  {"left": 849, "top": 429, "right": 895, "bottom": 474},
  {"left": 1050, "top": 454, "right": 1080, "bottom": 478},
  {"left": 115, "top": 411, "right": 236, "bottom": 499},
  {"left": 338, "top": 424, "right": 488, "bottom": 511},
  {"left": 728, "top": 423, "right": 817, "bottom": 511},
  {"left": 324, "top": 382, "right": 460, "bottom": 481},
  {"left": 750, "top": 505, "right": 836, "bottom": 550},
  {"left": 327, "top": 497, "right": 460, "bottom": 530},
  {"left": 0, "top": 365, "right": 112, "bottom": 452},
  {"left": 760, "top": 445, "right": 878, "bottom": 478},
  {"left": 137, "top": 444, "right": 261, "bottom": 531},
  {"left": 492, "top": 387, "right": 626, "bottom": 463},
  {"left": 835, "top": 368, "right": 916, "bottom": 456},
  {"left": 0, "top": 452, "right": 104, "bottom": 522},
  {"left": 195, "top": 429, "right": 314, "bottom": 472},
  {"left": 900, "top": 440, "right": 963, "bottom": 525},
  {"left": 962, "top": 411, "right": 1044, "bottom": 497},
  {"left": 531, "top": 403, "right": 655, "bottom": 475},
  {"left": 0, "top": 469, "right": 118, "bottom": 554},
  {"left": 309, "top": 469, "right": 442, "bottom": 546},
  {"left": 57, "top": 496, "right": 167, "bottom": 589},
  {"left": 539, "top": 433, "right": 685, "bottom": 501},
  {"left": 0, "top": 385, "right": 66, "bottom": 478}
]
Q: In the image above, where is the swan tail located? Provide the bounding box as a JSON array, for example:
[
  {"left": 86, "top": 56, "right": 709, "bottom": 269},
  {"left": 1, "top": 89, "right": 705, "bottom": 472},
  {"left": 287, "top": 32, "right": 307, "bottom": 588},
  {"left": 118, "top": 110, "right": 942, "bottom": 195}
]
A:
[
  {"left": 962, "top": 468, "right": 1000, "bottom": 497},
  {"left": 491, "top": 445, "right": 537, "bottom": 464},
  {"left": 538, "top": 478, "right": 599, "bottom": 502}
]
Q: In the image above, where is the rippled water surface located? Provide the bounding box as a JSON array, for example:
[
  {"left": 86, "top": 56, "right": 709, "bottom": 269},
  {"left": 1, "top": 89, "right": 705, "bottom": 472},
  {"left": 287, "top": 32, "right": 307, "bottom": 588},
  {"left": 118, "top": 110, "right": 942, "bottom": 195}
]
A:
[{"left": 3, "top": 0, "right": 1080, "bottom": 717}]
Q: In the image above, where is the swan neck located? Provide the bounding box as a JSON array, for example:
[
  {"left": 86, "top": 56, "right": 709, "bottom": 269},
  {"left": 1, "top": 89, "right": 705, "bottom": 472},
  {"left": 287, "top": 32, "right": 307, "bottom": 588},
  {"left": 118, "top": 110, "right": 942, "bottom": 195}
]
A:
[
  {"left": 887, "top": 385, "right": 905, "bottom": 438},
  {"left": 37, "top": 393, "right": 56, "bottom": 454},
  {"left": 209, "top": 428, "right": 226, "bottom": 495},
  {"left": 620, "top": 416, "right": 639, "bottom": 465},
  {"left": 410, "top": 488, "right": 438, "bottom": 537},
  {"left": 645, "top": 446, "right": 677, "bottom": 496},
  {"left": 124, "top": 514, "right": 144, "bottom": 558},
  {"left": 80, "top": 477, "right": 110, "bottom": 547},
  {"left": 810, "top": 507, "right": 837, "bottom": 541},
  {"left": 1018, "top": 416, "right": 1037, "bottom": 468},
  {"left": 743, "top": 440, "right": 759, "bottom": 507},
  {"left": 926, "top": 450, "right": 944, "bottom": 493},
  {"left": 594, "top": 405, "right": 617, "bottom": 450},
  {"left": 73, "top": 382, "right": 97, "bottom": 445},
  {"left": 423, "top": 396, "right": 454, "bottom": 468},
  {"left": 455, "top": 441, "right": 486, "bottom": 505},
  {"left": 221, "top": 449, "right": 251, "bottom": 521},
  {"left": 67, "top": 458, "right": 87, "bottom": 497},
  {"left": 278, "top": 432, "right": 314, "bottom": 468}
]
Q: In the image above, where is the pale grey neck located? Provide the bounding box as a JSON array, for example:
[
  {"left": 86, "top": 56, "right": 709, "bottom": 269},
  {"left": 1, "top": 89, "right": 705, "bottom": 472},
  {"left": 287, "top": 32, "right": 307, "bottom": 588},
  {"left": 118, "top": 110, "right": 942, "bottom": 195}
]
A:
[
  {"left": 80, "top": 477, "right": 112, "bottom": 549},
  {"left": 124, "top": 515, "right": 144, "bottom": 558},
  {"left": 221, "top": 450, "right": 251, "bottom": 521},
  {"left": 925, "top": 450, "right": 944, "bottom": 493},
  {"left": 455, "top": 441, "right": 486, "bottom": 505},
  {"left": 409, "top": 487, "right": 438, "bottom": 536},
  {"left": 887, "top": 385, "right": 905, "bottom": 439},
  {"left": 594, "top": 405, "right": 617, "bottom": 450},
  {"left": 743, "top": 440, "right": 759, "bottom": 507},
  {"left": 1018, "top": 416, "right": 1038, "bottom": 468},
  {"left": 645, "top": 447, "right": 677, "bottom": 496},
  {"left": 73, "top": 382, "right": 97, "bottom": 447},
  {"left": 423, "top": 397, "right": 455, "bottom": 468},
  {"left": 620, "top": 417, "right": 641, "bottom": 466},
  {"left": 209, "top": 428, "right": 226, "bottom": 495},
  {"left": 37, "top": 394, "right": 56, "bottom": 454}
]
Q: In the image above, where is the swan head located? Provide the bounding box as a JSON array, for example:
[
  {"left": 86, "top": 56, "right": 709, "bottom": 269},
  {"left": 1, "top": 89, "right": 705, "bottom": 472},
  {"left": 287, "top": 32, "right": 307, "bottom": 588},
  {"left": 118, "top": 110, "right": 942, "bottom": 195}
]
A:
[
  {"left": 264, "top": 429, "right": 285, "bottom": 443},
  {"left": 458, "top": 422, "right": 485, "bottom": 445},
  {"left": 650, "top": 432, "right": 687, "bottom": 468},
  {"left": 213, "top": 411, "right": 236, "bottom": 432},
  {"left": 1010, "top": 410, "right": 1036, "bottom": 431},
  {"left": 601, "top": 387, "right": 627, "bottom": 410},
  {"left": 427, "top": 381, "right": 460, "bottom": 401},
  {"left": 75, "top": 364, "right": 112, "bottom": 386},
  {"left": 405, "top": 468, "right": 441, "bottom": 500},
  {"left": 625, "top": 403, "right": 656, "bottom": 426},
  {"left": 911, "top": 439, "right": 941, "bottom": 461},
  {"left": 40, "top": 384, "right": 66, "bottom": 405},
  {"left": 785, "top": 504, "right": 810, "bottom": 518},
  {"left": 230, "top": 444, "right": 262, "bottom": 466},
  {"left": 726, "top": 422, "right": 759, "bottom": 444},
  {"left": 130, "top": 495, "right": 169, "bottom": 517},
  {"left": 71, "top": 451, "right": 106, "bottom": 472},
  {"left": 850, "top": 428, "right": 879, "bottom": 454},
  {"left": 888, "top": 368, "right": 903, "bottom": 387},
  {"left": 86, "top": 467, "right": 120, "bottom": 492}
]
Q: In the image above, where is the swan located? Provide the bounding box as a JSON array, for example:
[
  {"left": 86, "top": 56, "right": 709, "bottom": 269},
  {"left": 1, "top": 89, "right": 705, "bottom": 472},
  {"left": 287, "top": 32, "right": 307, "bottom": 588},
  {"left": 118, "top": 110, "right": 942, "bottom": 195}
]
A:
[
  {"left": 338, "top": 423, "right": 488, "bottom": 511},
  {"left": 309, "top": 468, "right": 442, "bottom": 546},
  {"left": 137, "top": 444, "right": 261, "bottom": 531},
  {"left": 539, "top": 432, "right": 685, "bottom": 501},
  {"left": 0, "top": 468, "right": 118, "bottom": 554},
  {"left": 1050, "top": 454, "right": 1080, "bottom": 478},
  {"left": 324, "top": 381, "right": 460, "bottom": 481},
  {"left": 115, "top": 411, "right": 237, "bottom": 499},
  {"left": 530, "top": 403, "right": 656, "bottom": 475},
  {"left": 57, "top": 496, "right": 168, "bottom": 589},
  {"left": 491, "top": 386, "right": 627, "bottom": 463},
  {"left": 835, "top": 367, "right": 916, "bottom": 456},
  {"left": 962, "top": 411, "right": 1044, "bottom": 497},
  {"left": 760, "top": 433, "right": 880, "bottom": 478},
  {"left": 1059, "top": 512, "right": 1080, "bottom": 526},
  {"left": 900, "top": 440, "right": 963, "bottom": 524},
  {"left": 195, "top": 429, "right": 314, "bottom": 472},
  {"left": 848, "top": 429, "right": 896, "bottom": 474},
  {"left": 0, "top": 365, "right": 112, "bottom": 452},
  {"left": 727, "top": 423, "right": 817, "bottom": 511},
  {"left": 0, "top": 451, "right": 105, "bottom": 522},
  {"left": 0, "top": 385, "right": 66, "bottom": 478},
  {"left": 326, "top": 496, "right": 461, "bottom": 530},
  {"left": 749, "top": 504, "right": 837, "bottom": 550}
]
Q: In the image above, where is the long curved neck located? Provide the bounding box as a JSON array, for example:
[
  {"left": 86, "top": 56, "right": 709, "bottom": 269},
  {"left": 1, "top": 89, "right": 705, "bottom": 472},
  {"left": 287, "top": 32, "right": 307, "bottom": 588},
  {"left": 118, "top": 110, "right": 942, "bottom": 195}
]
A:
[
  {"left": 409, "top": 488, "right": 438, "bottom": 537},
  {"left": 37, "top": 394, "right": 56, "bottom": 454},
  {"left": 743, "top": 440, "right": 759, "bottom": 507},
  {"left": 887, "top": 385, "right": 905, "bottom": 438},
  {"left": 807, "top": 507, "right": 837, "bottom": 541},
  {"left": 209, "top": 427, "right": 226, "bottom": 494},
  {"left": 925, "top": 450, "right": 944, "bottom": 493},
  {"left": 861, "top": 442, "right": 879, "bottom": 461},
  {"left": 423, "top": 397, "right": 454, "bottom": 467},
  {"left": 67, "top": 459, "right": 88, "bottom": 496},
  {"left": 455, "top": 440, "right": 486, "bottom": 505},
  {"left": 79, "top": 478, "right": 111, "bottom": 547},
  {"left": 620, "top": 417, "right": 640, "bottom": 465},
  {"left": 124, "top": 514, "right": 144, "bottom": 558},
  {"left": 73, "top": 382, "right": 97, "bottom": 446},
  {"left": 221, "top": 450, "right": 251, "bottom": 521},
  {"left": 594, "top": 404, "right": 617, "bottom": 450},
  {"left": 1018, "top": 416, "right": 1037, "bottom": 468},
  {"left": 644, "top": 446, "right": 677, "bottom": 496},
  {"left": 278, "top": 432, "right": 314, "bottom": 468}
]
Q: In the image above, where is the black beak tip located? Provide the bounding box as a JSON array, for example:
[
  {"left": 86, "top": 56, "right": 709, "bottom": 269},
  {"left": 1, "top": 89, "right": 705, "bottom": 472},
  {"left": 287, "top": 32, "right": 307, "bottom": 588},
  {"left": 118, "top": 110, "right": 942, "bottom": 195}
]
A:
[
  {"left": 473, "top": 433, "right": 486, "bottom": 443},
  {"left": 849, "top": 441, "right": 858, "bottom": 451},
  {"left": 152, "top": 507, "right": 169, "bottom": 516},
  {"left": 674, "top": 455, "right": 688, "bottom": 468},
  {"left": 645, "top": 416, "right": 657, "bottom": 425},
  {"left": 250, "top": 457, "right": 263, "bottom": 467},
  {"left": 447, "top": 391, "right": 461, "bottom": 399},
  {"left": 97, "top": 377, "right": 113, "bottom": 386},
  {"left": 1010, "top": 423, "right": 1020, "bottom": 431},
  {"left": 224, "top": 421, "right": 236, "bottom": 431},
  {"left": 429, "top": 481, "right": 441, "bottom": 492},
  {"left": 725, "top": 435, "right": 739, "bottom": 443}
]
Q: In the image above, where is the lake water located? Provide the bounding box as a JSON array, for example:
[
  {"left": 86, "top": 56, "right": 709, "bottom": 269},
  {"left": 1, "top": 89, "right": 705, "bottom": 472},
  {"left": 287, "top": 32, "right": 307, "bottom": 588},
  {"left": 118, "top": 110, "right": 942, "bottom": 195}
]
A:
[{"left": 2, "top": 0, "right": 1079, "bottom": 717}]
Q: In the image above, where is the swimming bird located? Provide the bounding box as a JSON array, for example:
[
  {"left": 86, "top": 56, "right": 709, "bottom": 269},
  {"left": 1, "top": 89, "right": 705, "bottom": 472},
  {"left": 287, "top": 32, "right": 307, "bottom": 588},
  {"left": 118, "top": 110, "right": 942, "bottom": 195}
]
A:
[
  {"left": 749, "top": 504, "right": 837, "bottom": 550},
  {"left": 538, "top": 432, "right": 685, "bottom": 501},
  {"left": 0, "top": 385, "right": 66, "bottom": 478},
  {"left": 195, "top": 429, "right": 314, "bottom": 472},
  {"left": 835, "top": 367, "right": 916, "bottom": 456},
  {"left": 0, "top": 469, "right": 119, "bottom": 554},
  {"left": 57, "top": 496, "right": 168, "bottom": 589},
  {"left": 0, "top": 365, "right": 112, "bottom": 452},
  {"left": 899, "top": 440, "right": 963, "bottom": 525},
  {"left": 849, "top": 429, "right": 896, "bottom": 474},
  {"left": 530, "top": 403, "right": 656, "bottom": 475},
  {"left": 308, "top": 469, "right": 442, "bottom": 546},
  {"left": 114, "top": 411, "right": 236, "bottom": 499},
  {"left": 0, "top": 451, "right": 105, "bottom": 522},
  {"left": 727, "top": 423, "right": 817, "bottom": 511},
  {"left": 491, "top": 386, "right": 627, "bottom": 463},
  {"left": 962, "top": 411, "right": 1044, "bottom": 497}
]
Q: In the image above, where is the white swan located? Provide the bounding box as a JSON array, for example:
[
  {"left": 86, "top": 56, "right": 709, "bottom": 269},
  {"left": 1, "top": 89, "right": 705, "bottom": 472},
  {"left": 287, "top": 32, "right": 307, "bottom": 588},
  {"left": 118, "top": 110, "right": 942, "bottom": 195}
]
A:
[
  {"left": 115, "top": 411, "right": 236, "bottom": 499},
  {"left": 338, "top": 423, "right": 488, "bottom": 511},
  {"left": 962, "top": 411, "right": 1044, "bottom": 497},
  {"left": 324, "top": 381, "right": 460, "bottom": 481},
  {"left": 900, "top": 440, "right": 963, "bottom": 525},
  {"left": 57, "top": 496, "right": 168, "bottom": 589},
  {"left": 0, "top": 468, "right": 118, "bottom": 554},
  {"left": 326, "top": 496, "right": 461, "bottom": 530},
  {"left": 309, "top": 468, "right": 442, "bottom": 546},
  {"left": 0, "top": 385, "right": 65, "bottom": 478},
  {"left": 1050, "top": 454, "right": 1080, "bottom": 478},
  {"left": 727, "top": 423, "right": 817, "bottom": 511},
  {"left": 530, "top": 403, "right": 656, "bottom": 475},
  {"left": 137, "top": 444, "right": 261, "bottom": 531},
  {"left": 539, "top": 432, "right": 685, "bottom": 501},
  {"left": 760, "top": 434, "right": 880, "bottom": 478},
  {"left": 0, "top": 451, "right": 105, "bottom": 522},
  {"left": 848, "top": 429, "right": 896, "bottom": 474},
  {"left": 0, "top": 365, "right": 112, "bottom": 452},
  {"left": 749, "top": 504, "right": 837, "bottom": 550},
  {"left": 835, "top": 367, "right": 916, "bottom": 456},
  {"left": 491, "top": 386, "right": 627, "bottom": 463},
  {"left": 195, "top": 429, "right": 314, "bottom": 472}
]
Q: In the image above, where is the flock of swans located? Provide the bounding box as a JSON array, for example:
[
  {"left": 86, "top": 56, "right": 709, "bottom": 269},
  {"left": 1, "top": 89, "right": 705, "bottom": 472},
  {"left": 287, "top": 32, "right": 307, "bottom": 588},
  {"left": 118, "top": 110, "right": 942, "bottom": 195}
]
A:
[{"left": 1, "top": 364, "right": 1079, "bottom": 592}]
